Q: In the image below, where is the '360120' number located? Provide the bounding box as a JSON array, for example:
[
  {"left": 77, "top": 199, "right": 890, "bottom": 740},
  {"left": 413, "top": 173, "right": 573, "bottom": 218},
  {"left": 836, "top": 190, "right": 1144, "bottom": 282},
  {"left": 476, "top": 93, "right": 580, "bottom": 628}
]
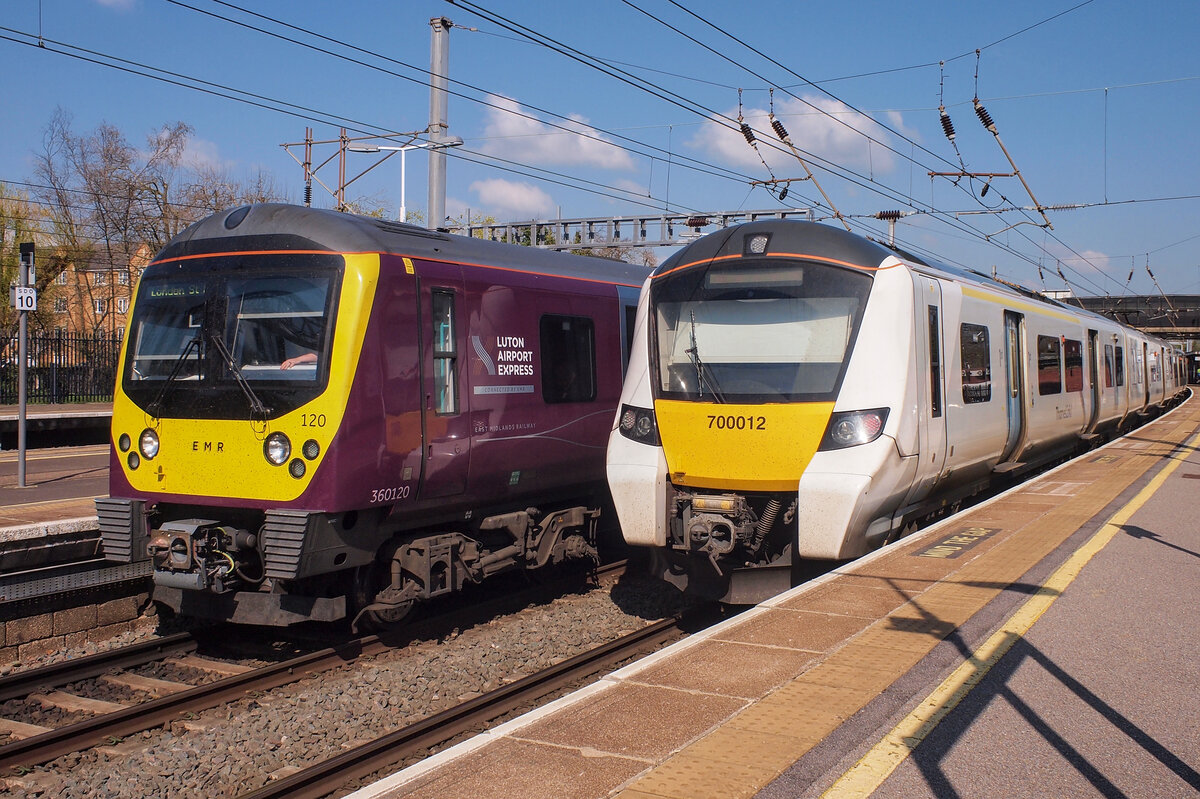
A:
[
  {"left": 370, "top": 485, "right": 411, "bottom": 503},
  {"left": 707, "top": 414, "right": 766, "bottom": 430}
]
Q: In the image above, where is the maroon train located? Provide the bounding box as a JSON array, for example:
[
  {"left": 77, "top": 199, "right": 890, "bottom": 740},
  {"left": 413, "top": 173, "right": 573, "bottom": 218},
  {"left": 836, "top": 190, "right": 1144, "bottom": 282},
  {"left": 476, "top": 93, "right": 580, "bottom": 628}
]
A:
[{"left": 99, "top": 204, "right": 647, "bottom": 626}]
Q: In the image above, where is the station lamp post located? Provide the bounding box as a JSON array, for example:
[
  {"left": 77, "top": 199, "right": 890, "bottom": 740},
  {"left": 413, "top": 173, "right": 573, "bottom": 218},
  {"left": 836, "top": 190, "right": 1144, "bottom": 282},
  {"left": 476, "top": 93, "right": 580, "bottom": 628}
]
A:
[{"left": 348, "top": 136, "right": 463, "bottom": 224}]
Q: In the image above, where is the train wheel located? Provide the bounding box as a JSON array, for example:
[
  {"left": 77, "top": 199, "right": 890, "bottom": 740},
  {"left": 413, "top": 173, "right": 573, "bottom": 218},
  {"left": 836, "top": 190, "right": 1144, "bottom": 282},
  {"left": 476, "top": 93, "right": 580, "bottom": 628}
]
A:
[
  {"left": 351, "top": 562, "right": 417, "bottom": 631},
  {"left": 364, "top": 599, "right": 415, "bottom": 628}
]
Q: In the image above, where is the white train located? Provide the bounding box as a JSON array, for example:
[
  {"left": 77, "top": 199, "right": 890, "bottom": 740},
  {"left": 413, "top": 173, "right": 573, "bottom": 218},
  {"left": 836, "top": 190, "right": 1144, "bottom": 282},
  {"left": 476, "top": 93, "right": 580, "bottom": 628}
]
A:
[{"left": 606, "top": 220, "right": 1187, "bottom": 602}]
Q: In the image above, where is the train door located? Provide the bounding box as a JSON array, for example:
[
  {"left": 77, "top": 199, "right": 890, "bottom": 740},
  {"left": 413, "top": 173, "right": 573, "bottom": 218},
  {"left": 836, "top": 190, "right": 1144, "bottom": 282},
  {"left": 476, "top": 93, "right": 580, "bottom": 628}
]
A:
[
  {"left": 418, "top": 273, "right": 472, "bottom": 500},
  {"left": 913, "top": 276, "right": 947, "bottom": 491},
  {"left": 1141, "top": 342, "right": 1150, "bottom": 408},
  {"left": 998, "top": 310, "right": 1027, "bottom": 465},
  {"left": 1085, "top": 329, "right": 1101, "bottom": 433}
]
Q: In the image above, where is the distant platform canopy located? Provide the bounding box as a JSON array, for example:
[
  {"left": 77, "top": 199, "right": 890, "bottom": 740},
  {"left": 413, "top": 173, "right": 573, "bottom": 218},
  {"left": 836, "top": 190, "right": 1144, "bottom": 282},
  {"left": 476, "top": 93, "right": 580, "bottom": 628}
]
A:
[{"left": 1069, "top": 295, "right": 1200, "bottom": 341}]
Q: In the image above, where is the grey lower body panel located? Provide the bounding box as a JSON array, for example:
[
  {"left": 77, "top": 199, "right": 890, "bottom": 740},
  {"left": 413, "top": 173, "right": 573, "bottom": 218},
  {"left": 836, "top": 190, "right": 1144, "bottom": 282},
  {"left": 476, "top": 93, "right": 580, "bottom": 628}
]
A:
[{"left": 153, "top": 585, "right": 347, "bottom": 625}]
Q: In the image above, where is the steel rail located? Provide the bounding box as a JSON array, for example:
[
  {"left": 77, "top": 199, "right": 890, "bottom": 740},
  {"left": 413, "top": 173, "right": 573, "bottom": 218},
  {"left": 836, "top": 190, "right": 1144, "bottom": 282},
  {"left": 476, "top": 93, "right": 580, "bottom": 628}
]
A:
[
  {"left": 237, "top": 614, "right": 691, "bottom": 799},
  {"left": 0, "top": 631, "right": 197, "bottom": 703},
  {"left": 0, "top": 634, "right": 395, "bottom": 774}
]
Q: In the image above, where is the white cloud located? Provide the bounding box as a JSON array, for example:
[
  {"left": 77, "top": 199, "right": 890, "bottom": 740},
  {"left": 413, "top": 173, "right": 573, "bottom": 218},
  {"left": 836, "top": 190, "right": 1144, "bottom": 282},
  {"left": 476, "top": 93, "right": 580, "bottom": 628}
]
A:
[
  {"left": 480, "top": 95, "right": 635, "bottom": 171},
  {"left": 94, "top": 0, "right": 137, "bottom": 10},
  {"left": 181, "top": 138, "right": 231, "bottom": 173},
  {"left": 688, "top": 95, "right": 900, "bottom": 175},
  {"left": 612, "top": 178, "right": 650, "bottom": 197},
  {"left": 469, "top": 178, "right": 555, "bottom": 219}
]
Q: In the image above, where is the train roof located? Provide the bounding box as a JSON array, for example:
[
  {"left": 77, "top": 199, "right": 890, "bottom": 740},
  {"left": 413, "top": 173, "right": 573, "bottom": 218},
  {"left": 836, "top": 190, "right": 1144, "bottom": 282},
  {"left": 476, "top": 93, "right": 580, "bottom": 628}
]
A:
[
  {"left": 154, "top": 204, "right": 651, "bottom": 288},
  {"left": 652, "top": 219, "right": 1178, "bottom": 348},
  {"left": 653, "top": 218, "right": 895, "bottom": 276}
]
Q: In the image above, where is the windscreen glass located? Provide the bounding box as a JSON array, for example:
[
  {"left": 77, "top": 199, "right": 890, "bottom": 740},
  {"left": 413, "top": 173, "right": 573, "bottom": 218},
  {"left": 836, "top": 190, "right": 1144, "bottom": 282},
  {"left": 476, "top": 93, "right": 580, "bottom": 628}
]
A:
[
  {"left": 124, "top": 254, "right": 341, "bottom": 419},
  {"left": 650, "top": 259, "right": 873, "bottom": 403}
]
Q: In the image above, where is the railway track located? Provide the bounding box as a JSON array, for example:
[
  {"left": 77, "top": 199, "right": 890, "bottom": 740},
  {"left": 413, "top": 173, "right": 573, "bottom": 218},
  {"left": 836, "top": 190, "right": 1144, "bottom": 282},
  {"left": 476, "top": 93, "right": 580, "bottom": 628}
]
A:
[
  {"left": 0, "top": 560, "right": 631, "bottom": 779},
  {"left": 0, "top": 630, "right": 398, "bottom": 774},
  {"left": 238, "top": 609, "right": 712, "bottom": 799}
]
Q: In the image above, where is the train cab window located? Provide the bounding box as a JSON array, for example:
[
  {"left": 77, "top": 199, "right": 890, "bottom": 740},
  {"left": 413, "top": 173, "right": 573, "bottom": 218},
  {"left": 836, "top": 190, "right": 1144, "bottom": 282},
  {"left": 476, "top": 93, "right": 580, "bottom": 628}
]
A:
[
  {"left": 226, "top": 275, "right": 331, "bottom": 381},
  {"left": 540, "top": 315, "right": 596, "bottom": 403},
  {"left": 1037, "top": 335, "right": 1062, "bottom": 395},
  {"left": 1104, "top": 344, "right": 1115, "bottom": 388},
  {"left": 1064, "top": 339, "right": 1083, "bottom": 392},
  {"left": 960, "top": 323, "right": 991, "bottom": 403},
  {"left": 431, "top": 290, "right": 459, "bottom": 414},
  {"left": 1115, "top": 346, "right": 1125, "bottom": 387}
]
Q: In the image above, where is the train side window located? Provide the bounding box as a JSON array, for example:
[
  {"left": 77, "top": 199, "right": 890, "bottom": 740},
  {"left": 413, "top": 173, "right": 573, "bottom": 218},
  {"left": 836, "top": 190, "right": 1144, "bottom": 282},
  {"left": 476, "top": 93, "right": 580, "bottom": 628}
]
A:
[
  {"left": 1104, "top": 344, "right": 1114, "bottom": 388},
  {"left": 928, "top": 306, "right": 942, "bottom": 417},
  {"left": 431, "top": 290, "right": 458, "bottom": 414},
  {"left": 1115, "top": 346, "right": 1125, "bottom": 387},
  {"left": 960, "top": 323, "right": 991, "bottom": 404},
  {"left": 1064, "top": 339, "right": 1083, "bottom": 392},
  {"left": 1037, "top": 335, "right": 1062, "bottom": 395},
  {"left": 540, "top": 315, "right": 596, "bottom": 403}
]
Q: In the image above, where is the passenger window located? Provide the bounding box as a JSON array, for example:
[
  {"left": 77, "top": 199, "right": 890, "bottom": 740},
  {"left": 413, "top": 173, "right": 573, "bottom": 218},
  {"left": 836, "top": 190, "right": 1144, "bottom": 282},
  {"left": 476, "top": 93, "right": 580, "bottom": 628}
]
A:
[
  {"left": 431, "top": 290, "right": 458, "bottom": 414},
  {"left": 1115, "top": 346, "right": 1125, "bottom": 387},
  {"left": 1064, "top": 339, "right": 1083, "bottom": 392},
  {"left": 1037, "top": 335, "right": 1062, "bottom": 395},
  {"left": 1104, "top": 344, "right": 1114, "bottom": 388},
  {"left": 540, "top": 315, "right": 596, "bottom": 403},
  {"left": 960, "top": 323, "right": 991, "bottom": 404}
]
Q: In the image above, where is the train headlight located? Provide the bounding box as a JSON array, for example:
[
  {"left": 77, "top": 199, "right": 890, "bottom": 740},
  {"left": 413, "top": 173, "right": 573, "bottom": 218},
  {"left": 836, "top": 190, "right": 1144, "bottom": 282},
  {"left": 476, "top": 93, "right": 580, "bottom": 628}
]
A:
[
  {"left": 139, "top": 428, "right": 160, "bottom": 460},
  {"left": 619, "top": 404, "right": 660, "bottom": 446},
  {"left": 820, "top": 408, "right": 889, "bottom": 450},
  {"left": 264, "top": 432, "right": 291, "bottom": 466}
]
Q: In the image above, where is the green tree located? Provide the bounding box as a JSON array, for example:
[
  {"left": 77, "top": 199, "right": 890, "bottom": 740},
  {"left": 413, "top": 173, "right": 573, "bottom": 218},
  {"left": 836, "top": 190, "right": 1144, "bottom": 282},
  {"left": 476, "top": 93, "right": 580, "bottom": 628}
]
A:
[{"left": 0, "top": 184, "right": 57, "bottom": 337}]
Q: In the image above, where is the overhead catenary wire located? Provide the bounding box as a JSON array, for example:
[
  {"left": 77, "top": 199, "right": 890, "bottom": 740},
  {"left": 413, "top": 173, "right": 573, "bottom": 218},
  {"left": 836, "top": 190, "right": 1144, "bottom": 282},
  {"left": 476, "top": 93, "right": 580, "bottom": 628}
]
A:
[
  {"left": 4, "top": 2, "right": 1189, "bottom": 300},
  {"left": 172, "top": 0, "right": 1180, "bottom": 300}
]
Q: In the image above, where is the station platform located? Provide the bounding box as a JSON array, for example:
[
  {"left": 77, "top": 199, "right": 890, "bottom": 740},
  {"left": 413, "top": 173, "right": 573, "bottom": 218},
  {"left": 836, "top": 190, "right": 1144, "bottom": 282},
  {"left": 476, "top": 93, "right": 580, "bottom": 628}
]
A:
[
  {"left": 0, "top": 402, "right": 111, "bottom": 452},
  {"left": 349, "top": 395, "right": 1200, "bottom": 799}
]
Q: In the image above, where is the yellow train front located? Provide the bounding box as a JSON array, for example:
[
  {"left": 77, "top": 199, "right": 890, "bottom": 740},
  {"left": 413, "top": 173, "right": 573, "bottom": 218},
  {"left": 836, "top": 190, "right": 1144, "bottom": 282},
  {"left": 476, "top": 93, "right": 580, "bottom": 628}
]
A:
[
  {"left": 101, "top": 204, "right": 645, "bottom": 626},
  {"left": 607, "top": 219, "right": 1187, "bottom": 603}
]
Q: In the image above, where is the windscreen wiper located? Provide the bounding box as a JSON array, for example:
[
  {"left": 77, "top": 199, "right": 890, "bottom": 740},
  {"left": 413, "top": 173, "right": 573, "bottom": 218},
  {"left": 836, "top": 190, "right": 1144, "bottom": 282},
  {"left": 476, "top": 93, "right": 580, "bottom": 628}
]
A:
[
  {"left": 208, "top": 333, "right": 272, "bottom": 419},
  {"left": 148, "top": 336, "right": 201, "bottom": 420},
  {"left": 686, "top": 310, "right": 725, "bottom": 403}
]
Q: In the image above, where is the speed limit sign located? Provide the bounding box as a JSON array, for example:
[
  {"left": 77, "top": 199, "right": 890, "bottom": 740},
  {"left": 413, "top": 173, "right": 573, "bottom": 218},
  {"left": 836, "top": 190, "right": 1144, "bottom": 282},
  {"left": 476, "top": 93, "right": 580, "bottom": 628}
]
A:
[{"left": 10, "top": 286, "right": 37, "bottom": 311}]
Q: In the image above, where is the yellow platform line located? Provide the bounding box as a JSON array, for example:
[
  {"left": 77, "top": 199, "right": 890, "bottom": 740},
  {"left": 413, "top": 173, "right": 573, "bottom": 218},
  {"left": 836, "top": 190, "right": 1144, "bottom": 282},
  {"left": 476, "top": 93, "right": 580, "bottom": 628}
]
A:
[{"left": 822, "top": 429, "right": 1200, "bottom": 798}]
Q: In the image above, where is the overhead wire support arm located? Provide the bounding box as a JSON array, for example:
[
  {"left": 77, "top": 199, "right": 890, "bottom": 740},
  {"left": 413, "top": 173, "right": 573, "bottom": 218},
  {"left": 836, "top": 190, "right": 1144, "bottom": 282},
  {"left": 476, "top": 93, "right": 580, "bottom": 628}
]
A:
[
  {"left": 766, "top": 92, "right": 851, "bottom": 232},
  {"left": 972, "top": 98, "right": 1054, "bottom": 230}
]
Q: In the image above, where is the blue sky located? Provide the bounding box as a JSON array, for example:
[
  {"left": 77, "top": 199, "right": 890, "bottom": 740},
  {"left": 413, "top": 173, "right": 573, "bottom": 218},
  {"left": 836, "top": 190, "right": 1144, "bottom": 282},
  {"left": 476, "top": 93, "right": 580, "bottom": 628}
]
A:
[{"left": 3, "top": 0, "right": 1198, "bottom": 296}]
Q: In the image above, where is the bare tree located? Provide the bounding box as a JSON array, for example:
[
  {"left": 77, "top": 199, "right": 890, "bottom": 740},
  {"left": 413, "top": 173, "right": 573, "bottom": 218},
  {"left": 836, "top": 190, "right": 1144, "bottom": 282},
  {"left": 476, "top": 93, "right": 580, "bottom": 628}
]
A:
[
  {"left": 31, "top": 110, "right": 287, "bottom": 334},
  {"left": 34, "top": 109, "right": 194, "bottom": 333},
  {"left": 183, "top": 162, "right": 286, "bottom": 215}
]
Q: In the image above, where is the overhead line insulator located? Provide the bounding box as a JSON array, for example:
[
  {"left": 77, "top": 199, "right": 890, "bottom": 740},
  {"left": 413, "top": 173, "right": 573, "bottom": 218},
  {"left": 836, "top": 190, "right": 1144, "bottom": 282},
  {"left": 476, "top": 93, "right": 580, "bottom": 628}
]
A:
[
  {"left": 740, "top": 123, "right": 756, "bottom": 145},
  {"left": 770, "top": 117, "right": 790, "bottom": 142},
  {"left": 973, "top": 99, "right": 997, "bottom": 133},
  {"left": 939, "top": 108, "right": 956, "bottom": 142}
]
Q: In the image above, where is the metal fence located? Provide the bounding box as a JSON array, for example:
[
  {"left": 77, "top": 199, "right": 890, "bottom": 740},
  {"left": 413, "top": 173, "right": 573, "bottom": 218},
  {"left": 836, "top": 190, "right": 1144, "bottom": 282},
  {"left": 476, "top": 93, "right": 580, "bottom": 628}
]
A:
[{"left": 0, "top": 331, "right": 123, "bottom": 404}]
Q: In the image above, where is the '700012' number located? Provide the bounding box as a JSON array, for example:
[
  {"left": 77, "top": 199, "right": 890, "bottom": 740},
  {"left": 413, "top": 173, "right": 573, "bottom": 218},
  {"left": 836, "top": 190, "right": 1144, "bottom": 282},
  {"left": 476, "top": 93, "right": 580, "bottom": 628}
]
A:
[{"left": 707, "top": 414, "right": 766, "bottom": 430}]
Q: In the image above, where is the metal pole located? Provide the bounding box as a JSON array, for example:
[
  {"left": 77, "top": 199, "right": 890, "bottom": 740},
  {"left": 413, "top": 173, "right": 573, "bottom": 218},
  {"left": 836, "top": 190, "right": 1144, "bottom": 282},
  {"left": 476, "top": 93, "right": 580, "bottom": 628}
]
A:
[
  {"left": 17, "top": 243, "right": 33, "bottom": 488},
  {"left": 428, "top": 16, "right": 452, "bottom": 230},
  {"left": 400, "top": 148, "right": 407, "bottom": 223}
]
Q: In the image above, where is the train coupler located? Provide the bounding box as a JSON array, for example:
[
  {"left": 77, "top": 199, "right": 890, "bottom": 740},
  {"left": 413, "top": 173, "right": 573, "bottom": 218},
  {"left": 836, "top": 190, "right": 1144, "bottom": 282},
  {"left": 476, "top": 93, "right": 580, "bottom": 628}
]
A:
[{"left": 147, "top": 518, "right": 261, "bottom": 594}]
